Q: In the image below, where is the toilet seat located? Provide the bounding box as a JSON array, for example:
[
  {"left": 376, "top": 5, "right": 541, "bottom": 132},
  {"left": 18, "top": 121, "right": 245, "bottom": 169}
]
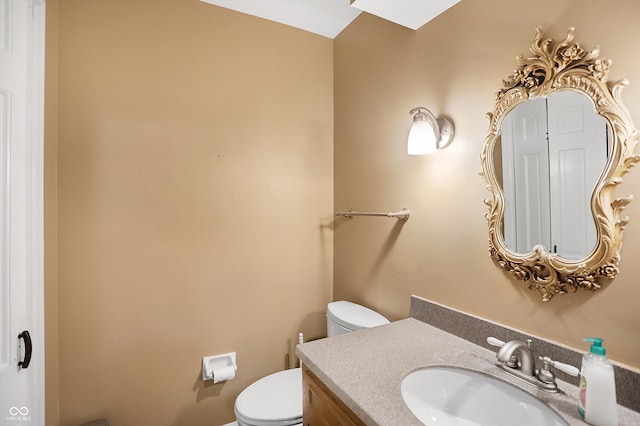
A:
[
  {"left": 327, "top": 301, "right": 390, "bottom": 331},
  {"left": 234, "top": 368, "right": 302, "bottom": 426}
]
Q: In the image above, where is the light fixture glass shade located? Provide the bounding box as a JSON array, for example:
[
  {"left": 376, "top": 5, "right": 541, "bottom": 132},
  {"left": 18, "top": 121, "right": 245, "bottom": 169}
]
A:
[{"left": 407, "top": 119, "right": 437, "bottom": 155}]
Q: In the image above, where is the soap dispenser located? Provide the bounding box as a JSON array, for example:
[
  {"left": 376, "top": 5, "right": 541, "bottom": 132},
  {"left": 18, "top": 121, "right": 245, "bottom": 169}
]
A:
[{"left": 578, "top": 338, "right": 618, "bottom": 426}]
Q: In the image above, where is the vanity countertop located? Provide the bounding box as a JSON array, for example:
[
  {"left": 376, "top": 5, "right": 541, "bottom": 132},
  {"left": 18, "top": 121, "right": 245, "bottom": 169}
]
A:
[{"left": 296, "top": 318, "right": 640, "bottom": 426}]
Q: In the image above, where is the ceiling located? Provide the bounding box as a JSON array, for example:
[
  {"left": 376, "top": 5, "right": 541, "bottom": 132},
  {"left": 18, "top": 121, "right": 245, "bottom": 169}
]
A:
[{"left": 199, "top": 0, "right": 461, "bottom": 39}]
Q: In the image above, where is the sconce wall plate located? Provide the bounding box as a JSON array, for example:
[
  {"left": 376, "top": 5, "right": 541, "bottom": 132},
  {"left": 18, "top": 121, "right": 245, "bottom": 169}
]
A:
[{"left": 435, "top": 118, "right": 454, "bottom": 149}]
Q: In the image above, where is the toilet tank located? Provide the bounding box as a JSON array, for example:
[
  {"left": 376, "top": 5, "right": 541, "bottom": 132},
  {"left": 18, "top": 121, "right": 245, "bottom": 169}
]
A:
[{"left": 326, "top": 301, "right": 390, "bottom": 337}]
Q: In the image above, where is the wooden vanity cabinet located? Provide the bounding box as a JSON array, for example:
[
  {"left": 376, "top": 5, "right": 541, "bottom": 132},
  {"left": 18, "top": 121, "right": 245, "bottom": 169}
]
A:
[{"left": 302, "top": 365, "right": 366, "bottom": 426}]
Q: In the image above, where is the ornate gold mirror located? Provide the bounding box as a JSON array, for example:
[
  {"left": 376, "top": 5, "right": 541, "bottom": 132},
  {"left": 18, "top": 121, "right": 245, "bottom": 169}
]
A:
[{"left": 480, "top": 27, "right": 640, "bottom": 301}]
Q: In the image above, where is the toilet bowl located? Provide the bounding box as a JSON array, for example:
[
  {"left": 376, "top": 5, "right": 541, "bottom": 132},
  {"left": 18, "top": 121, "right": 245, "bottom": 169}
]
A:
[
  {"left": 234, "top": 368, "right": 302, "bottom": 426},
  {"left": 232, "top": 301, "right": 389, "bottom": 426}
]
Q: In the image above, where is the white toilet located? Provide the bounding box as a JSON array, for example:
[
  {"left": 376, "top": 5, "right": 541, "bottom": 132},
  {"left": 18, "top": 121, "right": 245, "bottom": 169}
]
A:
[{"left": 231, "top": 301, "right": 390, "bottom": 426}]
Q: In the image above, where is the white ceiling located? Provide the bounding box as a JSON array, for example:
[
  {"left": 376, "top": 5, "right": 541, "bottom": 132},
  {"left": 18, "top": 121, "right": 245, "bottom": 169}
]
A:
[
  {"left": 352, "top": 0, "right": 461, "bottom": 31},
  {"left": 199, "top": 0, "right": 461, "bottom": 39}
]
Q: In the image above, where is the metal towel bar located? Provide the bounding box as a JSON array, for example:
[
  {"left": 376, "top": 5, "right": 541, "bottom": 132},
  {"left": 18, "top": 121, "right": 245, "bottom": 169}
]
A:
[{"left": 335, "top": 208, "right": 410, "bottom": 221}]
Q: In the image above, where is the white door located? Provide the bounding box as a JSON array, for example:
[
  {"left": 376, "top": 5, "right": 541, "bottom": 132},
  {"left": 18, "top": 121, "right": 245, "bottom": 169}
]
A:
[
  {"left": 501, "top": 92, "right": 608, "bottom": 260},
  {"left": 499, "top": 108, "right": 517, "bottom": 250},
  {"left": 502, "top": 97, "right": 552, "bottom": 254},
  {"left": 548, "top": 91, "right": 608, "bottom": 260},
  {"left": 0, "top": 0, "right": 45, "bottom": 424}
]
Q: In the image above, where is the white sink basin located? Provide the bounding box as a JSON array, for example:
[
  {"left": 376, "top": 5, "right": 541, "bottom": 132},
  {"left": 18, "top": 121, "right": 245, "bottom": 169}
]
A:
[{"left": 401, "top": 366, "right": 567, "bottom": 426}]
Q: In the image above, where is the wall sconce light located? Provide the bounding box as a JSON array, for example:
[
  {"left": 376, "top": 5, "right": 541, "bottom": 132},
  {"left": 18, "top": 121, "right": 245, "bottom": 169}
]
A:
[{"left": 407, "top": 107, "right": 454, "bottom": 155}]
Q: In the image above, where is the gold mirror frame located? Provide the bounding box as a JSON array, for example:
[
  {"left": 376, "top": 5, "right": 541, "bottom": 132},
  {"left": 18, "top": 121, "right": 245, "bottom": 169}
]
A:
[{"left": 480, "top": 27, "right": 640, "bottom": 301}]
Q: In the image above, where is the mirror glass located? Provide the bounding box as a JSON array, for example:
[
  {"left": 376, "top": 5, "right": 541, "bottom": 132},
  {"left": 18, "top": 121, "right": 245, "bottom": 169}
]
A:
[
  {"left": 495, "top": 91, "right": 609, "bottom": 260},
  {"left": 480, "top": 27, "right": 639, "bottom": 300}
]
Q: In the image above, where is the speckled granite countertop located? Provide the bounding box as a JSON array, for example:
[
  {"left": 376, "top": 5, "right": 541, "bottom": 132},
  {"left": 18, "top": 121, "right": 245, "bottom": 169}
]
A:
[{"left": 296, "top": 318, "right": 639, "bottom": 426}]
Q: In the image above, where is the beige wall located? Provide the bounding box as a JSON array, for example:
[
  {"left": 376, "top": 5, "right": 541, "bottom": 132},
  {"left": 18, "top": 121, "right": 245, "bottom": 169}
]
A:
[
  {"left": 52, "top": 0, "right": 333, "bottom": 424},
  {"left": 45, "top": 0, "right": 640, "bottom": 424},
  {"left": 334, "top": 0, "right": 640, "bottom": 369}
]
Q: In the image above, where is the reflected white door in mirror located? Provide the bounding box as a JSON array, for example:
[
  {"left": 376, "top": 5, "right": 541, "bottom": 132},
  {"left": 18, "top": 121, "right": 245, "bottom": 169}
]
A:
[
  {"left": 480, "top": 27, "right": 640, "bottom": 301},
  {"left": 501, "top": 91, "right": 608, "bottom": 260}
]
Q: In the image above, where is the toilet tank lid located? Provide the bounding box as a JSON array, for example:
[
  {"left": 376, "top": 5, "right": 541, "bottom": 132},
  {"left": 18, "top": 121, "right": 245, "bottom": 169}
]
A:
[{"left": 327, "top": 301, "right": 390, "bottom": 331}]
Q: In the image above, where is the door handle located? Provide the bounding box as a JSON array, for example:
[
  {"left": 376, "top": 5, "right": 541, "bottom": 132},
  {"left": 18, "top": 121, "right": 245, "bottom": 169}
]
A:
[{"left": 18, "top": 330, "right": 32, "bottom": 369}]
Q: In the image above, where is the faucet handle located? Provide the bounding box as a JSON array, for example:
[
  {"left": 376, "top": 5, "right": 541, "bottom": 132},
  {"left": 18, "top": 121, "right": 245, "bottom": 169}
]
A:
[
  {"left": 487, "top": 337, "right": 505, "bottom": 347},
  {"left": 543, "top": 356, "right": 579, "bottom": 377},
  {"left": 537, "top": 356, "right": 579, "bottom": 385}
]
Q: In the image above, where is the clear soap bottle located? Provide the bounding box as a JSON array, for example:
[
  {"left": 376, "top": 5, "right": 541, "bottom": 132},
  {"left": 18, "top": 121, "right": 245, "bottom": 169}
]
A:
[{"left": 578, "top": 338, "right": 618, "bottom": 426}]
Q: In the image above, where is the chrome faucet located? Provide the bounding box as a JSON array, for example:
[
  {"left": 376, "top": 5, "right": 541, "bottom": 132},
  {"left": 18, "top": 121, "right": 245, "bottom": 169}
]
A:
[
  {"left": 496, "top": 340, "right": 535, "bottom": 376},
  {"left": 487, "top": 336, "right": 579, "bottom": 393}
]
